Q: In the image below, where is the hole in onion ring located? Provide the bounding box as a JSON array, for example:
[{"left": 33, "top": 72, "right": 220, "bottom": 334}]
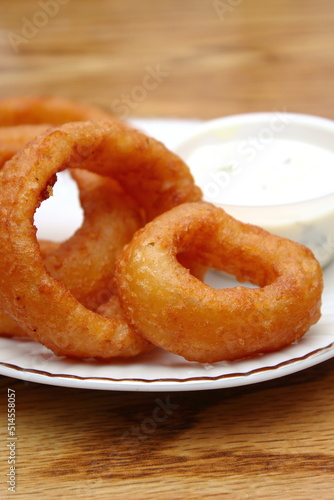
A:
[
  {"left": 34, "top": 171, "right": 83, "bottom": 243},
  {"left": 204, "top": 269, "right": 260, "bottom": 290}
]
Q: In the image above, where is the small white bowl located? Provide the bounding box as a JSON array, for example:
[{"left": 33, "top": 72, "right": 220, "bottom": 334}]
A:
[{"left": 175, "top": 112, "right": 334, "bottom": 267}]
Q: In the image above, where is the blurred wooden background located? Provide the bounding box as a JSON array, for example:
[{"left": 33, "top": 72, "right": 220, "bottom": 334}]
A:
[{"left": 1, "top": 0, "right": 334, "bottom": 119}]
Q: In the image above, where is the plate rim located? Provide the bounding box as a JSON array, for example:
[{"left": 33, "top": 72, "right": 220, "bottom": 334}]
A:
[{"left": 1, "top": 333, "right": 333, "bottom": 391}]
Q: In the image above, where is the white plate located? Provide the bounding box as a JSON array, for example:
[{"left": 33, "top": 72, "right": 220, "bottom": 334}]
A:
[{"left": 1, "top": 118, "right": 333, "bottom": 392}]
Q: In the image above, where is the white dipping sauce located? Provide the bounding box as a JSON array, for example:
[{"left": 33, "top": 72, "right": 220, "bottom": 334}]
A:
[
  {"left": 187, "top": 139, "right": 334, "bottom": 205},
  {"left": 175, "top": 113, "right": 334, "bottom": 267}
]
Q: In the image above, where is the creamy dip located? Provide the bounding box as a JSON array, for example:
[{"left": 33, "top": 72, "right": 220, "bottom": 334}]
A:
[
  {"left": 181, "top": 136, "right": 334, "bottom": 267},
  {"left": 187, "top": 139, "right": 334, "bottom": 206}
]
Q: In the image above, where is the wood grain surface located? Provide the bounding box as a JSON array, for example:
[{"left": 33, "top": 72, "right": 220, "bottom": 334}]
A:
[{"left": 1, "top": 0, "right": 334, "bottom": 498}]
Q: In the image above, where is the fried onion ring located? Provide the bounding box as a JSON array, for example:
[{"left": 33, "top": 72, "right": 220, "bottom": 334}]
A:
[
  {"left": 0, "top": 121, "right": 200, "bottom": 358},
  {"left": 114, "top": 202, "right": 323, "bottom": 363},
  {"left": 0, "top": 98, "right": 142, "bottom": 344},
  {"left": 0, "top": 127, "right": 144, "bottom": 342},
  {"left": 0, "top": 173, "right": 144, "bottom": 341}
]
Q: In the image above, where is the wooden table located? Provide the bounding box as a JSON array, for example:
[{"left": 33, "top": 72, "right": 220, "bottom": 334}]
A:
[{"left": 1, "top": 0, "right": 334, "bottom": 498}]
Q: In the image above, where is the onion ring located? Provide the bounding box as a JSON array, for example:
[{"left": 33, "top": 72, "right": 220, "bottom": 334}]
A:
[
  {"left": 0, "top": 128, "right": 144, "bottom": 342},
  {"left": 0, "top": 121, "right": 201, "bottom": 358},
  {"left": 0, "top": 99, "right": 133, "bottom": 340},
  {"left": 0, "top": 99, "right": 143, "bottom": 347},
  {"left": 0, "top": 173, "right": 144, "bottom": 341},
  {"left": 114, "top": 202, "right": 323, "bottom": 363}
]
